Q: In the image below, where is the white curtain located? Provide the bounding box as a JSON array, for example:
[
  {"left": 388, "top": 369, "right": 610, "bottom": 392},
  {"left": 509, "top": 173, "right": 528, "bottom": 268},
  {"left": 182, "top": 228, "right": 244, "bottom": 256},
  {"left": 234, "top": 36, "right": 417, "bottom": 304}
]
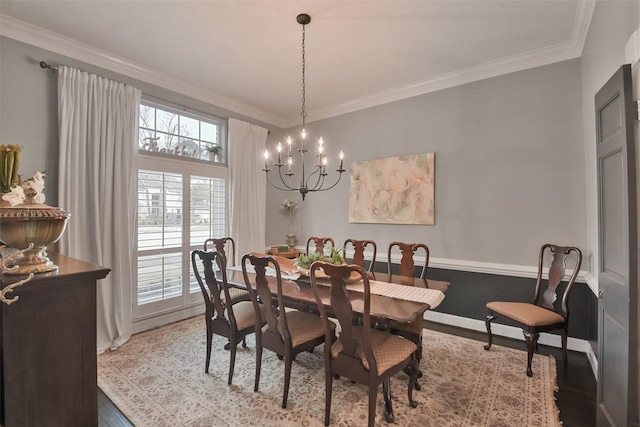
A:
[
  {"left": 57, "top": 66, "right": 141, "bottom": 354},
  {"left": 228, "top": 118, "right": 268, "bottom": 263}
]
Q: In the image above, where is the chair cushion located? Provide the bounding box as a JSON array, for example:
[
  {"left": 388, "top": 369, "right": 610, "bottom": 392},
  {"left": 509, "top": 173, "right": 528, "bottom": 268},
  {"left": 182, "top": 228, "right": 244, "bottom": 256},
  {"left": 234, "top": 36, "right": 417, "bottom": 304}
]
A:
[
  {"left": 231, "top": 301, "right": 263, "bottom": 331},
  {"left": 486, "top": 301, "right": 565, "bottom": 327},
  {"left": 331, "top": 326, "right": 417, "bottom": 376},
  {"left": 263, "top": 310, "right": 335, "bottom": 348}
]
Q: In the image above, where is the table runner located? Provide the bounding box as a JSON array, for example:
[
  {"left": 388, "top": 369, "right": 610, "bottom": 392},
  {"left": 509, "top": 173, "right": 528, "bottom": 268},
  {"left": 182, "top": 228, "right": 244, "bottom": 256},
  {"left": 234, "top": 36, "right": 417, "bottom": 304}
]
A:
[{"left": 229, "top": 265, "right": 444, "bottom": 308}]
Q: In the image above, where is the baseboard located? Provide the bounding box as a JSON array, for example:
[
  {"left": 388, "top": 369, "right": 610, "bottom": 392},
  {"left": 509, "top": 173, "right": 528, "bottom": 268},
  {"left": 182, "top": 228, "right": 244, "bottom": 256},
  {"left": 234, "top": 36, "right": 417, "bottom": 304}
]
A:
[{"left": 132, "top": 303, "right": 205, "bottom": 334}]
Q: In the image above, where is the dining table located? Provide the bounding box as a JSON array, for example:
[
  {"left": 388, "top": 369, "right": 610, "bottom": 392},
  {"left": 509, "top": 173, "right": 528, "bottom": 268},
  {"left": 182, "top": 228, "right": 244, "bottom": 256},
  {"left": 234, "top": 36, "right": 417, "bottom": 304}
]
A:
[
  {"left": 218, "top": 254, "right": 449, "bottom": 421},
  {"left": 222, "top": 256, "right": 448, "bottom": 324}
]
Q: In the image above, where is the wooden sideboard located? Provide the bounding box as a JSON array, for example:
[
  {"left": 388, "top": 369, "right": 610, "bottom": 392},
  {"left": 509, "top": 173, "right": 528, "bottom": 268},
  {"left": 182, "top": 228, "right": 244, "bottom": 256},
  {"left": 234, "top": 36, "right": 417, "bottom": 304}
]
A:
[{"left": 0, "top": 253, "right": 110, "bottom": 426}]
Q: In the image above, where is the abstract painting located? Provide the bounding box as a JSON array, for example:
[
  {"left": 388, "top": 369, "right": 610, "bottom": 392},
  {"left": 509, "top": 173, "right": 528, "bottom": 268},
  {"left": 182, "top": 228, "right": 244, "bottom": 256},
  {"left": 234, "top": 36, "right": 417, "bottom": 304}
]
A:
[{"left": 349, "top": 153, "right": 435, "bottom": 225}]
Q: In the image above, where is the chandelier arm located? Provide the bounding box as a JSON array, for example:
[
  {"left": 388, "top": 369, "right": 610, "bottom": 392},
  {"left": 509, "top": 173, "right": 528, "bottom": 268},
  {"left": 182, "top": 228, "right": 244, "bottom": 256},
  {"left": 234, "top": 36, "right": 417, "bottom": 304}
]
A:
[
  {"left": 276, "top": 166, "right": 299, "bottom": 190},
  {"left": 312, "top": 171, "right": 346, "bottom": 192},
  {"left": 302, "top": 166, "right": 322, "bottom": 189},
  {"left": 306, "top": 169, "right": 326, "bottom": 191},
  {"left": 264, "top": 170, "right": 297, "bottom": 192}
]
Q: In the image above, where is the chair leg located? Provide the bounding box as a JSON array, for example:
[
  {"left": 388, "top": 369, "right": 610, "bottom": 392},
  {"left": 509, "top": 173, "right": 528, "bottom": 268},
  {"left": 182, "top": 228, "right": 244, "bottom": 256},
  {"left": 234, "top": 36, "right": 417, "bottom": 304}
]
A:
[
  {"left": 367, "top": 384, "right": 377, "bottom": 427},
  {"left": 282, "top": 355, "right": 293, "bottom": 408},
  {"left": 484, "top": 313, "right": 496, "bottom": 350},
  {"left": 561, "top": 328, "right": 568, "bottom": 365},
  {"left": 228, "top": 332, "right": 237, "bottom": 385},
  {"left": 324, "top": 363, "right": 333, "bottom": 426},
  {"left": 205, "top": 327, "right": 212, "bottom": 374},
  {"left": 523, "top": 330, "right": 535, "bottom": 377},
  {"left": 407, "top": 357, "right": 418, "bottom": 408},
  {"left": 254, "top": 336, "right": 262, "bottom": 392},
  {"left": 382, "top": 378, "right": 394, "bottom": 423}
]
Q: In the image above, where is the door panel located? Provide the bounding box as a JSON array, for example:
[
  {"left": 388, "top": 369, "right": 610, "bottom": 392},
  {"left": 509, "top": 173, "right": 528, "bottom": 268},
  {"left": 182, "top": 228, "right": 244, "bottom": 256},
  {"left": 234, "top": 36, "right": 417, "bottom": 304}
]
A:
[{"left": 596, "top": 64, "right": 638, "bottom": 427}]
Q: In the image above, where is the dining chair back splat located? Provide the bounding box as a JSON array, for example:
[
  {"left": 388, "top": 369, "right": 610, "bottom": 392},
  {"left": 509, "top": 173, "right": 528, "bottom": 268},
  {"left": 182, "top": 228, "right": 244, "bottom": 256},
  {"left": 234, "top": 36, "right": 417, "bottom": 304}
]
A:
[
  {"left": 204, "top": 237, "right": 250, "bottom": 306},
  {"left": 309, "top": 261, "right": 418, "bottom": 427},
  {"left": 191, "top": 250, "right": 263, "bottom": 384},
  {"left": 204, "top": 237, "right": 236, "bottom": 265},
  {"left": 387, "top": 241, "right": 429, "bottom": 284},
  {"left": 484, "top": 244, "right": 582, "bottom": 377},
  {"left": 306, "top": 237, "right": 335, "bottom": 256},
  {"left": 343, "top": 239, "right": 377, "bottom": 277},
  {"left": 241, "top": 253, "right": 335, "bottom": 409}
]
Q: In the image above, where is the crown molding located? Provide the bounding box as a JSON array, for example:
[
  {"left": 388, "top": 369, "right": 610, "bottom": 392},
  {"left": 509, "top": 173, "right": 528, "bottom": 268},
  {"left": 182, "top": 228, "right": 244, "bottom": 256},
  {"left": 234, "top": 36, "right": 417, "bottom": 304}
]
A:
[
  {"left": 287, "top": 0, "right": 597, "bottom": 127},
  {"left": 2, "top": 1, "right": 596, "bottom": 130},
  {"left": 0, "top": 14, "right": 287, "bottom": 128}
]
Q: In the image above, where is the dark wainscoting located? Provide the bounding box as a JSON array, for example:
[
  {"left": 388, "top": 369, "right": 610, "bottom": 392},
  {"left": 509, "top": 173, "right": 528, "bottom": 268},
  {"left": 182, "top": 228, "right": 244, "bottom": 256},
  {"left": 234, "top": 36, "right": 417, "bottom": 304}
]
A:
[{"left": 373, "top": 262, "right": 598, "bottom": 343}]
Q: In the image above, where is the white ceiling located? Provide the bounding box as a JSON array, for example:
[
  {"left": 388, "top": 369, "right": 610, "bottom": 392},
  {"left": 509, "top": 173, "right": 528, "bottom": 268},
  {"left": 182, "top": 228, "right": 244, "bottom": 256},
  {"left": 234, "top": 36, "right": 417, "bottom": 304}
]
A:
[{"left": 0, "top": 1, "right": 595, "bottom": 128}]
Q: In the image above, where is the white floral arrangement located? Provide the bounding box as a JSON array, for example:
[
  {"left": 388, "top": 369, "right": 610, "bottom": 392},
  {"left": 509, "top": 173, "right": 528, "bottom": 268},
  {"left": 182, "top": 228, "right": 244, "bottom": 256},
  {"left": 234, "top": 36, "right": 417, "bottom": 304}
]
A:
[
  {"left": 281, "top": 198, "right": 298, "bottom": 235},
  {"left": 2, "top": 171, "right": 46, "bottom": 206},
  {"left": 281, "top": 198, "right": 298, "bottom": 214}
]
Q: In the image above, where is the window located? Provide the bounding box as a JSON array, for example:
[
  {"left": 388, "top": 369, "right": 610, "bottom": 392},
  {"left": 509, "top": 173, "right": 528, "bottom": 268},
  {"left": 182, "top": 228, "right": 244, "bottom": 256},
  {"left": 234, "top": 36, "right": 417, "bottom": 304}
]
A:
[
  {"left": 135, "top": 100, "right": 227, "bottom": 320},
  {"left": 139, "top": 101, "right": 224, "bottom": 163}
]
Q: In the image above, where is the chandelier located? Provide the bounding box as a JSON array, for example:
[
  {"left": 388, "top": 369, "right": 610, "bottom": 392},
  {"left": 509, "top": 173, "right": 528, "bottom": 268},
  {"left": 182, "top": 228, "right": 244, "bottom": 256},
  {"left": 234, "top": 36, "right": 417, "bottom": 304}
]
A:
[{"left": 262, "top": 13, "right": 345, "bottom": 201}]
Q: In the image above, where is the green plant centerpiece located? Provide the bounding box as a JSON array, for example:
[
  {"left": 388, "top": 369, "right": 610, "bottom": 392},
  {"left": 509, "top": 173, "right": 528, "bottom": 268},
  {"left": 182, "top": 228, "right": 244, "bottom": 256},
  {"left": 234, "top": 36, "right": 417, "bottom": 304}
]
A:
[{"left": 294, "top": 247, "right": 344, "bottom": 270}]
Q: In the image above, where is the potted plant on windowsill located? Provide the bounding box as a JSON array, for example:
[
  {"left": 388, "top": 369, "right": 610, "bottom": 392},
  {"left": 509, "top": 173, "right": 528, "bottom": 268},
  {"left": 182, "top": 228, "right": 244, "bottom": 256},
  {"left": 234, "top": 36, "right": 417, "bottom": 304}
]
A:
[{"left": 207, "top": 145, "right": 223, "bottom": 162}]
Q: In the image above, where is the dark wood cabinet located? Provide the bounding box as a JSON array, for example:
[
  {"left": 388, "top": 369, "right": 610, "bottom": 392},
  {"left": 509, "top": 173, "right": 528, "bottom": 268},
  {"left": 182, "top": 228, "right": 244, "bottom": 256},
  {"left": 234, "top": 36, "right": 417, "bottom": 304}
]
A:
[{"left": 0, "top": 253, "right": 110, "bottom": 426}]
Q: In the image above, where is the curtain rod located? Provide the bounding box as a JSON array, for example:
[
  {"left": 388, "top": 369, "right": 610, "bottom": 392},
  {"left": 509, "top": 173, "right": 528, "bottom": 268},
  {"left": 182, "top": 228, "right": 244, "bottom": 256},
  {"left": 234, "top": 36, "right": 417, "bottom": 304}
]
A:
[
  {"left": 41, "top": 60, "right": 271, "bottom": 134},
  {"left": 39, "top": 61, "right": 58, "bottom": 72}
]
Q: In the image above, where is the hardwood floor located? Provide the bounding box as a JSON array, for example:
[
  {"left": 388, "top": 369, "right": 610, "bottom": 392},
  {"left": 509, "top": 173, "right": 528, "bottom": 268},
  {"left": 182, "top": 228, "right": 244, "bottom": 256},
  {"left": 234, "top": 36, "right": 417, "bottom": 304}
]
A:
[{"left": 97, "top": 323, "right": 596, "bottom": 427}]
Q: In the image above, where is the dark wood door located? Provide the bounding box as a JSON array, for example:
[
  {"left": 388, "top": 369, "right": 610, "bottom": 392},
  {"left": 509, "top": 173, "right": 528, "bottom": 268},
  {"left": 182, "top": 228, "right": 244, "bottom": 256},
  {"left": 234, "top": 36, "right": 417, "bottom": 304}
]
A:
[{"left": 595, "top": 64, "right": 638, "bottom": 427}]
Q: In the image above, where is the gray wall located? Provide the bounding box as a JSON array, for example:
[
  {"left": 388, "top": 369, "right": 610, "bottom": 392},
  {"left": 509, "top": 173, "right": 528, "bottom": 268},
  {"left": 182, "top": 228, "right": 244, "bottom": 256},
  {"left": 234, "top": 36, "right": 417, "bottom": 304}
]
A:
[
  {"left": 0, "top": 36, "right": 281, "bottom": 209},
  {"left": 266, "top": 59, "right": 587, "bottom": 268}
]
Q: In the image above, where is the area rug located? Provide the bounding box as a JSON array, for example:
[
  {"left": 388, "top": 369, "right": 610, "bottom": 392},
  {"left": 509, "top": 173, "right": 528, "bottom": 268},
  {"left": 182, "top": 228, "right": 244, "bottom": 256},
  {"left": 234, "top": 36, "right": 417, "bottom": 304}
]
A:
[{"left": 98, "top": 316, "right": 560, "bottom": 427}]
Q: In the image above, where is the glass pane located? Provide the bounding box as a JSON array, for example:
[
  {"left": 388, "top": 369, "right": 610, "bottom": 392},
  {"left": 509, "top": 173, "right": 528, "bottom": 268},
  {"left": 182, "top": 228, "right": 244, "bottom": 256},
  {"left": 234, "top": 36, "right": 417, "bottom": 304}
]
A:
[
  {"left": 139, "top": 129, "right": 157, "bottom": 151},
  {"left": 201, "top": 122, "right": 218, "bottom": 143},
  {"left": 179, "top": 137, "right": 200, "bottom": 159},
  {"left": 155, "top": 132, "right": 179, "bottom": 154},
  {"left": 180, "top": 115, "right": 199, "bottom": 139},
  {"left": 137, "top": 252, "right": 183, "bottom": 304},
  {"left": 137, "top": 170, "right": 183, "bottom": 250},
  {"left": 190, "top": 176, "right": 226, "bottom": 248},
  {"left": 156, "top": 109, "right": 179, "bottom": 136},
  {"left": 139, "top": 104, "right": 155, "bottom": 130}
]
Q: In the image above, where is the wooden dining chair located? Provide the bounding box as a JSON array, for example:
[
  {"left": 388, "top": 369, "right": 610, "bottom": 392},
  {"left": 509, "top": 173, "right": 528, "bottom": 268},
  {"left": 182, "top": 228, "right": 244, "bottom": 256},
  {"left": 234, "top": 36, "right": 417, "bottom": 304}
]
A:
[
  {"left": 204, "top": 237, "right": 250, "bottom": 307},
  {"left": 241, "top": 253, "right": 335, "bottom": 408},
  {"left": 484, "top": 244, "right": 582, "bottom": 376},
  {"left": 343, "top": 239, "right": 377, "bottom": 278},
  {"left": 191, "top": 250, "right": 263, "bottom": 384},
  {"left": 306, "top": 236, "right": 335, "bottom": 255},
  {"left": 386, "top": 241, "right": 430, "bottom": 389},
  {"left": 309, "top": 261, "right": 418, "bottom": 427}
]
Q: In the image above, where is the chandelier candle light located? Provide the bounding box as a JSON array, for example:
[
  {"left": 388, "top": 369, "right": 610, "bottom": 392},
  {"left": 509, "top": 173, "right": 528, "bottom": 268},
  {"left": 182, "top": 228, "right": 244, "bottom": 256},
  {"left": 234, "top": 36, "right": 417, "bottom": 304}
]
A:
[{"left": 262, "top": 13, "right": 345, "bottom": 200}]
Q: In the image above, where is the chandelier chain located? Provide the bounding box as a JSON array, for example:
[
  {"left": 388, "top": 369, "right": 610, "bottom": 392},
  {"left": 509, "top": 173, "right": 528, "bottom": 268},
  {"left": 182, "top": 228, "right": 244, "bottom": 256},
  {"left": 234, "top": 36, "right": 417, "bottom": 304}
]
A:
[{"left": 301, "top": 23, "right": 307, "bottom": 125}]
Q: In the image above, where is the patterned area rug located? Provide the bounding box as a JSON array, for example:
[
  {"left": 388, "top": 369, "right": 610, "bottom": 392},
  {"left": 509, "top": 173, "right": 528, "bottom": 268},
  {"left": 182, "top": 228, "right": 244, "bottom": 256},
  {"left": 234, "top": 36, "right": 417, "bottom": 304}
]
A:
[{"left": 98, "top": 316, "right": 560, "bottom": 427}]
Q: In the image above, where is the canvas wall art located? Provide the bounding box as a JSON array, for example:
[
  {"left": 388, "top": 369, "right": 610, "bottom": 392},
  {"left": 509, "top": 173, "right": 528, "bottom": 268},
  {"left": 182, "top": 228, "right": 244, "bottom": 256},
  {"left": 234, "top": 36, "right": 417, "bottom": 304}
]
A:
[{"left": 349, "top": 153, "right": 435, "bottom": 225}]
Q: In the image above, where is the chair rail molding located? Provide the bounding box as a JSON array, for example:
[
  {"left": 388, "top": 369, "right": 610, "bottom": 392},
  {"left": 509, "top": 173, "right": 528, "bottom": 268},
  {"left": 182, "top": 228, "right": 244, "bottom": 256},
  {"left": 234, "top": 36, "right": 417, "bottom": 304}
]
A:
[{"left": 340, "top": 247, "right": 591, "bottom": 285}]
